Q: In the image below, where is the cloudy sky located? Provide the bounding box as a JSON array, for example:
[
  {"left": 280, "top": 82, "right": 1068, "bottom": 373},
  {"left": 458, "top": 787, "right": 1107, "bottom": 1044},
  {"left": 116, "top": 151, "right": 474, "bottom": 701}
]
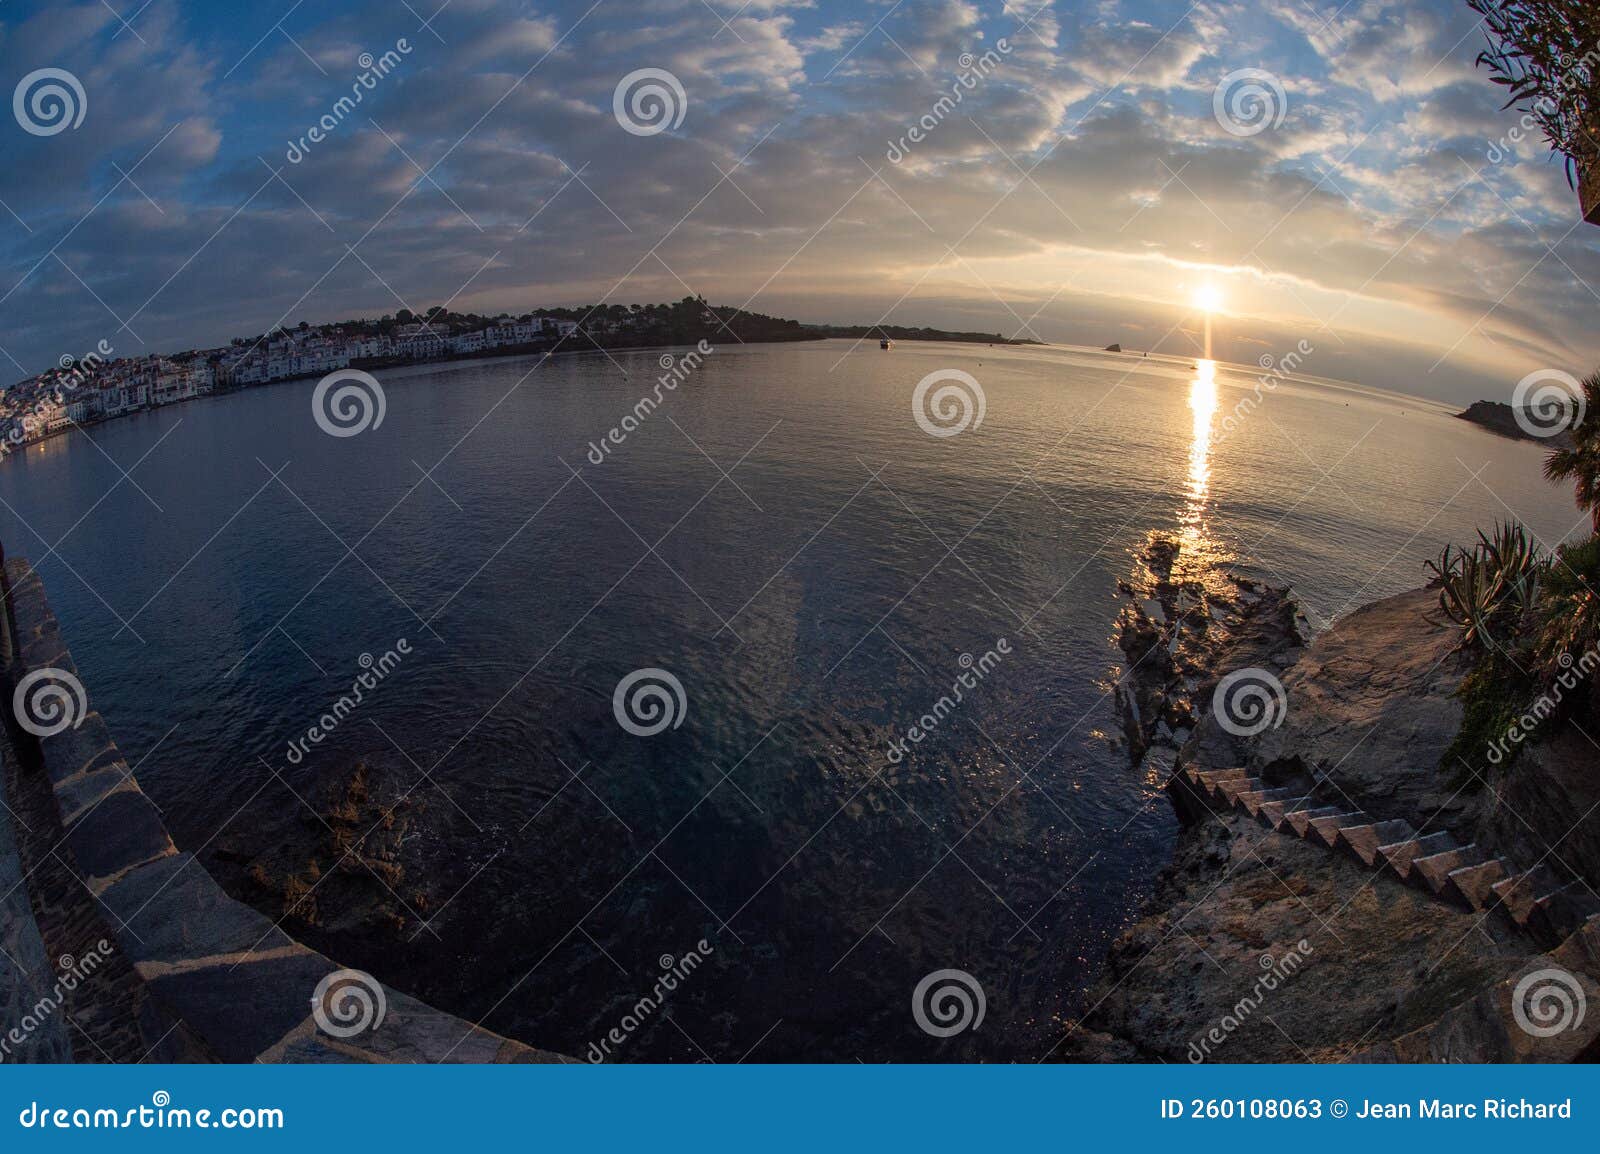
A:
[{"left": 1, "top": 0, "right": 1596, "bottom": 402}]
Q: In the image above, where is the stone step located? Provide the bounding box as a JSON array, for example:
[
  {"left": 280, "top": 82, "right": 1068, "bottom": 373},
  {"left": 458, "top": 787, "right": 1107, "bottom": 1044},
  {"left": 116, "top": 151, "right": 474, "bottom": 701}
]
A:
[
  {"left": 1377, "top": 831, "right": 1459, "bottom": 881},
  {"left": 1236, "top": 786, "right": 1302, "bottom": 820},
  {"left": 1306, "top": 811, "right": 1368, "bottom": 849},
  {"left": 1257, "top": 794, "right": 1317, "bottom": 831},
  {"left": 1284, "top": 806, "right": 1348, "bottom": 839},
  {"left": 1215, "top": 775, "right": 1265, "bottom": 808},
  {"left": 1534, "top": 884, "right": 1600, "bottom": 943},
  {"left": 1443, "top": 858, "right": 1508, "bottom": 910},
  {"left": 1190, "top": 768, "right": 1249, "bottom": 799},
  {"left": 1335, "top": 819, "right": 1417, "bottom": 866},
  {"left": 1412, "top": 843, "right": 1488, "bottom": 895},
  {"left": 1490, "top": 866, "right": 1567, "bottom": 928}
]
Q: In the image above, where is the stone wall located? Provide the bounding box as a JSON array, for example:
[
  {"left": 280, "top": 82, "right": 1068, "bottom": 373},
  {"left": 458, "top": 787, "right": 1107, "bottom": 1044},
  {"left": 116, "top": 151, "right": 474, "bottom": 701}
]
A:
[
  {"left": 0, "top": 739, "right": 73, "bottom": 1063},
  {"left": 0, "top": 535, "right": 73, "bottom": 1064},
  {"left": 1, "top": 554, "right": 564, "bottom": 1063}
]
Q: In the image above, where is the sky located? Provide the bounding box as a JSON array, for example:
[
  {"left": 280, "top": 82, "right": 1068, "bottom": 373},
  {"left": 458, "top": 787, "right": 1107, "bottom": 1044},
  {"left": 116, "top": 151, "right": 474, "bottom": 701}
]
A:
[{"left": 1, "top": 0, "right": 1597, "bottom": 404}]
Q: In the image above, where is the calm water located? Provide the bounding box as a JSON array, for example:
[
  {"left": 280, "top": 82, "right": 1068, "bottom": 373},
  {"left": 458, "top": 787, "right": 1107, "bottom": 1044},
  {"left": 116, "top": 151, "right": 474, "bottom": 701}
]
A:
[{"left": 0, "top": 340, "right": 1578, "bottom": 1061}]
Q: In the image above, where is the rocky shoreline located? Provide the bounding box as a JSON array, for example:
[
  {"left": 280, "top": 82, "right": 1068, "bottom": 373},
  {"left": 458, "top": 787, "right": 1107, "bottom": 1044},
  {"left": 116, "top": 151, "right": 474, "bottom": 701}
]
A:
[
  {"left": 1112, "top": 535, "right": 1308, "bottom": 779},
  {"left": 1059, "top": 540, "right": 1600, "bottom": 1062}
]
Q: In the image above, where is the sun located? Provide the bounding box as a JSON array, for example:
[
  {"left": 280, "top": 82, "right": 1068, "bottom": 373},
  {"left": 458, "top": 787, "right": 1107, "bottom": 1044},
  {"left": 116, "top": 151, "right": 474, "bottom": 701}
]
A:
[{"left": 1193, "top": 283, "right": 1225, "bottom": 313}]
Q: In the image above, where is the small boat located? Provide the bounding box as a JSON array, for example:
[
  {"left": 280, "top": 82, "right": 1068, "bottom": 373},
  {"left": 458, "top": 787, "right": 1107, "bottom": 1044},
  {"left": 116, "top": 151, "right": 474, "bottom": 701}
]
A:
[{"left": 880, "top": 338, "right": 893, "bottom": 349}]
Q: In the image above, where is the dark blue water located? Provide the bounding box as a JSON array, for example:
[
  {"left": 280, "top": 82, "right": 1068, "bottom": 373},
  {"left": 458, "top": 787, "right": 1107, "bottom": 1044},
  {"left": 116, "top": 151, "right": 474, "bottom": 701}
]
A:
[{"left": 0, "top": 340, "right": 1576, "bottom": 1060}]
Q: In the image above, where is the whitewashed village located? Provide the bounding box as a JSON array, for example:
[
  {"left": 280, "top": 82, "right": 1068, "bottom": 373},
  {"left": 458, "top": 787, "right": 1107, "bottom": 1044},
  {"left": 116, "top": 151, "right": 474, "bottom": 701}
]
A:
[{"left": 0, "top": 309, "right": 581, "bottom": 455}]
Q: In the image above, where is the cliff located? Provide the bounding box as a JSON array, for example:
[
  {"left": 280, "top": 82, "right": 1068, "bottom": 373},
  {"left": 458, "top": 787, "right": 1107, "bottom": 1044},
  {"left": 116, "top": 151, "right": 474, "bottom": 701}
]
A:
[{"left": 1059, "top": 575, "right": 1600, "bottom": 1063}]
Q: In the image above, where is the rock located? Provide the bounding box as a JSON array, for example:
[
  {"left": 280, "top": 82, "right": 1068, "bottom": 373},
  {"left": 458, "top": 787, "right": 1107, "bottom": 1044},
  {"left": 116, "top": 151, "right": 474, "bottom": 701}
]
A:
[
  {"left": 1143, "top": 743, "right": 1179, "bottom": 779},
  {"left": 1369, "top": 932, "right": 1600, "bottom": 1063},
  {"left": 1115, "top": 531, "right": 1304, "bottom": 776},
  {"left": 1104, "top": 343, "right": 1122, "bottom": 353},
  {"left": 1082, "top": 813, "right": 1529, "bottom": 1061},
  {"left": 1480, "top": 728, "right": 1600, "bottom": 893},
  {"left": 1051, "top": 1027, "right": 1145, "bottom": 1062},
  {"left": 1250, "top": 588, "right": 1474, "bottom": 827},
  {"left": 1455, "top": 400, "right": 1574, "bottom": 449}
]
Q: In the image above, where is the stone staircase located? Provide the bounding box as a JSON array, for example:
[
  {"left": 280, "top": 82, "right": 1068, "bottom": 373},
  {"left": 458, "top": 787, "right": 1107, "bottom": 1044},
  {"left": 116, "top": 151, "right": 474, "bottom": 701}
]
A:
[{"left": 1178, "top": 766, "right": 1600, "bottom": 950}]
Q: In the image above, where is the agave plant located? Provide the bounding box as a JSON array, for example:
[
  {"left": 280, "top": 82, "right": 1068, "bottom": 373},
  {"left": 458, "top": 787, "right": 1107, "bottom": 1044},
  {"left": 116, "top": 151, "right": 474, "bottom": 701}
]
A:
[{"left": 1425, "top": 521, "right": 1543, "bottom": 652}]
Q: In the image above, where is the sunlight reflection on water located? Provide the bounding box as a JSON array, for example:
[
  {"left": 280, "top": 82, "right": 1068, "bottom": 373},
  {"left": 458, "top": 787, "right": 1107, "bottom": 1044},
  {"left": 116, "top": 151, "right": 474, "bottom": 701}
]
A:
[{"left": 1182, "top": 359, "right": 1218, "bottom": 560}]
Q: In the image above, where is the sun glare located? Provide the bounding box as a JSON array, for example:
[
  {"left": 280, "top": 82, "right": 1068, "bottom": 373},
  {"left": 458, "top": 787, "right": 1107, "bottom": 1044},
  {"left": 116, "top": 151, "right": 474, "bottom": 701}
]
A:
[{"left": 1194, "top": 283, "right": 1224, "bottom": 313}]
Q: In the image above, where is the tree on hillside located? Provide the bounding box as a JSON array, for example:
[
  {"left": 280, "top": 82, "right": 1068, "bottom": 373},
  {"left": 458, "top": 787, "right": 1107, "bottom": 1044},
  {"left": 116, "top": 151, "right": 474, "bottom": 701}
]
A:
[
  {"left": 1544, "top": 370, "right": 1600, "bottom": 533},
  {"left": 1466, "top": 0, "right": 1600, "bottom": 223}
]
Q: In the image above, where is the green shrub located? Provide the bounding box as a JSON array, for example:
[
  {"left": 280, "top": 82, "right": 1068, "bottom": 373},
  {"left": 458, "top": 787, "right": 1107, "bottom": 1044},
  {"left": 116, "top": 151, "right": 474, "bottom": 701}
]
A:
[
  {"left": 1443, "top": 651, "right": 1537, "bottom": 782},
  {"left": 1533, "top": 535, "right": 1600, "bottom": 720}
]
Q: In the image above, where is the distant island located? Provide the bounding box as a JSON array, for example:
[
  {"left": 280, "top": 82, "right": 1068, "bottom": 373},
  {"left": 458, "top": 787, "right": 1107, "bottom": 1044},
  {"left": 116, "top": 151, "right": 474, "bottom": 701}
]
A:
[
  {"left": 1455, "top": 399, "right": 1574, "bottom": 449},
  {"left": 0, "top": 299, "right": 1034, "bottom": 459}
]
